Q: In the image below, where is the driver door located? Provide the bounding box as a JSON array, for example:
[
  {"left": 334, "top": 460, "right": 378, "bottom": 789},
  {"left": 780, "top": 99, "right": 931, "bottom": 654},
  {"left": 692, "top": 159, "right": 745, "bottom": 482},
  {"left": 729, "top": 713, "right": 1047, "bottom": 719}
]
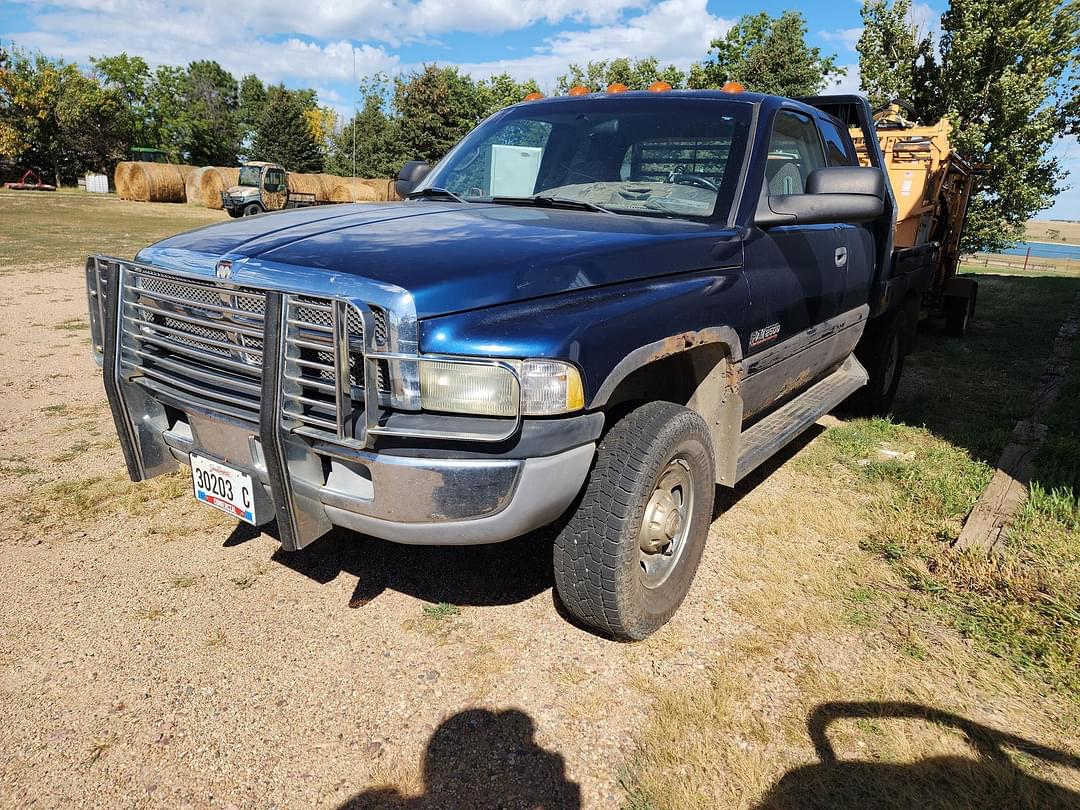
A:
[
  {"left": 740, "top": 108, "right": 850, "bottom": 419},
  {"left": 262, "top": 167, "right": 287, "bottom": 211}
]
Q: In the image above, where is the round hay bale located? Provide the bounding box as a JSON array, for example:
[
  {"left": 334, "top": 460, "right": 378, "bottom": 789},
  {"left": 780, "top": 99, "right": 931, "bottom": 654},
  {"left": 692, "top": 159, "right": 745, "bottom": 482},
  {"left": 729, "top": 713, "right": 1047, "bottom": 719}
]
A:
[
  {"left": 287, "top": 172, "right": 332, "bottom": 200},
  {"left": 359, "top": 178, "right": 397, "bottom": 201},
  {"left": 185, "top": 167, "right": 209, "bottom": 206},
  {"left": 327, "top": 177, "right": 378, "bottom": 203},
  {"left": 198, "top": 167, "right": 240, "bottom": 210},
  {"left": 123, "top": 162, "right": 187, "bottom": 203},
  {"left": 114, "top": 161, "right": 134, "bottom": 199}
]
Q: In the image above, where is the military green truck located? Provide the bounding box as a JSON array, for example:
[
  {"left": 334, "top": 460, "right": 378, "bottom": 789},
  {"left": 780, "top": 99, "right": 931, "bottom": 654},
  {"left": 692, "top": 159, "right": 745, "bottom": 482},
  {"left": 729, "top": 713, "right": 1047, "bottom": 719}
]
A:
[{"left": 221, "top": 161, "right": 324, "bottom": 217}]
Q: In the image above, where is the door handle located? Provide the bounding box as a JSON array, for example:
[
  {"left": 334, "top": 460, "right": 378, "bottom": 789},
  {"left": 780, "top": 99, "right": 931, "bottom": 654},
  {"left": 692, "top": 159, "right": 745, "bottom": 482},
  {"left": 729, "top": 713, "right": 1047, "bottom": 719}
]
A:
[{"left": 834, "top": 247, "right": 848, "bottom": 267}]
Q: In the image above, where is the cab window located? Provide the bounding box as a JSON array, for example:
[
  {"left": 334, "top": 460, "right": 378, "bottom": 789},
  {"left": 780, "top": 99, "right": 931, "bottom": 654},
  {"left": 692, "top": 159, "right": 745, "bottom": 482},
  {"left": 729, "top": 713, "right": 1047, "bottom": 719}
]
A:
[
  {"left": 264, "top": 168, "right": 286, "bottom": 193},
  {"left": 818, "top": 118, "right": 857, "bottom": 166},
  {"left": 765, "top": 110, "right": 826, "bottom": 195}
]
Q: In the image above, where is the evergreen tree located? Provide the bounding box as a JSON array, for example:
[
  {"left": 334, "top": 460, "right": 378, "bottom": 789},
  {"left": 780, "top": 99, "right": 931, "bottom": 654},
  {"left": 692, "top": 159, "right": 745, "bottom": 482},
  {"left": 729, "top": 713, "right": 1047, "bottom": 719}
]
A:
[{"left": 251, "top": 84, "right": 323, "bottom": 172}]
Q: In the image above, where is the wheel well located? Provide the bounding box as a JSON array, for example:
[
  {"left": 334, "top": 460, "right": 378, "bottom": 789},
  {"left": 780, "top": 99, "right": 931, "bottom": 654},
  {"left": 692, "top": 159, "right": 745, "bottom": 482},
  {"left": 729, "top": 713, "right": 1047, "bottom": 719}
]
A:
[{"left": 600, "top": 343, "right": 732, "bottom": 412}]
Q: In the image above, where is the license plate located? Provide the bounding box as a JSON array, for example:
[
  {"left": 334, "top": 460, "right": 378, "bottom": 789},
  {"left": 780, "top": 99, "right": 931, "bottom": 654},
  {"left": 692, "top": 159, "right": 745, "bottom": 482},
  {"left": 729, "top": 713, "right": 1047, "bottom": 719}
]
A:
[{"left": 190, "top": 454, "right": 258, "bottom": 525}]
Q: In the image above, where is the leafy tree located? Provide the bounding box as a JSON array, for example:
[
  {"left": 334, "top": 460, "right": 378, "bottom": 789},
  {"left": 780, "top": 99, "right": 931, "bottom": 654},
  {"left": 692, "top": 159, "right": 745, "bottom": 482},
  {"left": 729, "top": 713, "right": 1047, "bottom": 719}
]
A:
[
  {"left": 181, "top": 60, "right": 239, "bottom": 165},
  {"left": 393, "top": 65, "right": 488, "bottom": 163},
  {"left": 689, "top": 11, "right": 844, "bottom": 96},
  {"left": 0, "top": 46, "right": 126, "bottom": 182},
  {"left": 251, "top": 83, "right": 323, "bottom": 172},
  {"left": 556, "top": 57, "right": 686, "bottom": 93},
  {"left": 145, "top": 65, "right": 187, "bottom": 161},
  {"left": 477, "top": 72, "right": 541, "bottom": 118},
  {"left": 929, "top": 0, "right": 1077, "bottom": 250},
  {"left": 91, "top": 53, "right": 154, "bottom": 146},
  {"left": 326, "top": 93, "right": 404, "bottom": 177},
  {"left": 857, "top": 0, "right": 940, "bottom": 113}
]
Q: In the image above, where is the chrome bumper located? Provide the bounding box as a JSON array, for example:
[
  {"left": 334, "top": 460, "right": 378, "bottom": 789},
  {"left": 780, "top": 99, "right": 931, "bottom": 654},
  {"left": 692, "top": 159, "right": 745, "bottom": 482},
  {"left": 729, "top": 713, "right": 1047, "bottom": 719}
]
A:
[{"left": 155, "top": 412, "right": 594, "bottom": 546}]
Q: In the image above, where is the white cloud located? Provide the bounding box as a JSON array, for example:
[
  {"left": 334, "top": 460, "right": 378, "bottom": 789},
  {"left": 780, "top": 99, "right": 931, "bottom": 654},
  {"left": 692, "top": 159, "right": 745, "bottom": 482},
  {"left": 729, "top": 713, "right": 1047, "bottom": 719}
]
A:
[
  {"left": 453, "top": 0, "right": 733, "bottom": 90},
  {"left": 819, "top": 27, "right": 862, "bottom": 52}
]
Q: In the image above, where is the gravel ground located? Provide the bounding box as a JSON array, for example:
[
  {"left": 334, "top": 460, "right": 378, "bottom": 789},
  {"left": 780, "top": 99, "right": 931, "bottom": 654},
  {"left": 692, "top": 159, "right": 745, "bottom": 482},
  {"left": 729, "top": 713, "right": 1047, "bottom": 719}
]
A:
[{"left": 2, "top": 259, "right": 1077, "bottom": 809}]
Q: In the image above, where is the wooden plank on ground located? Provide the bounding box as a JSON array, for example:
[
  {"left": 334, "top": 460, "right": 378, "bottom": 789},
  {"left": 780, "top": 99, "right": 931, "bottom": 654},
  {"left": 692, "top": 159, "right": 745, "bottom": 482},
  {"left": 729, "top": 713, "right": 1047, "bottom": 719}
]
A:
[{"left": 955, "top": 293, "right": 1080, "bottom": 553}]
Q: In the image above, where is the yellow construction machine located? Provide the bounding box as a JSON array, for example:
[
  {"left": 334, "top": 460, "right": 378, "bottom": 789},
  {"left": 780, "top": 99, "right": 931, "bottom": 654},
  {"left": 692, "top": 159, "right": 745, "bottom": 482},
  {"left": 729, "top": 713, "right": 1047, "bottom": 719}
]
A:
[{"left": 851, "top": 101, "right": 979, "bottom": 335}]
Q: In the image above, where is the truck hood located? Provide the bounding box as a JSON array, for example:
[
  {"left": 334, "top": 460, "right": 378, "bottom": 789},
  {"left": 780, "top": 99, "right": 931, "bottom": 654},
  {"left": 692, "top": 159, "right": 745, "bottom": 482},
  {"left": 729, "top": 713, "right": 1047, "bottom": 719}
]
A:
[{"left": 137, "top": 202, "right": 742, "bottom": 319}]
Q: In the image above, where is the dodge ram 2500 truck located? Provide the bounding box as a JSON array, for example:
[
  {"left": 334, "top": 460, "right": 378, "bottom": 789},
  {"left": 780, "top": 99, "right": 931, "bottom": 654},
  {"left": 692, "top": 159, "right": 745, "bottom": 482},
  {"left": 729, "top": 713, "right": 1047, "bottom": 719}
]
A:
[{"left": 86, "top": 90, "right": 938, "bottom": 639}]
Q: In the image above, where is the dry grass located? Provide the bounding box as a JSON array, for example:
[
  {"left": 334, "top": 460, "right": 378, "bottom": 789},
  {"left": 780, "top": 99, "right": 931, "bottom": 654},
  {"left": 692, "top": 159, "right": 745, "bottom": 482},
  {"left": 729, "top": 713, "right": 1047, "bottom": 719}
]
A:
[
  {"left": 0, "top": 189, "right": 226, "bottom": 268},
  {"left": 1026, "top": 219, "right": 1080, "bottom": 245}
]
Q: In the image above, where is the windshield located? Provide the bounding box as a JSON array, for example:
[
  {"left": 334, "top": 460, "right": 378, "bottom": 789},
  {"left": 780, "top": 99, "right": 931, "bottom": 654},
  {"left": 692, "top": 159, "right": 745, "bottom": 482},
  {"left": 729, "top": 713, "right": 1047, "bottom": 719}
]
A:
[
  {"left": 238, "top": 166, "right": 261, "bottom": 187},
  {"left": 421, "top": 96, "right": 753, "bottom": 222}
]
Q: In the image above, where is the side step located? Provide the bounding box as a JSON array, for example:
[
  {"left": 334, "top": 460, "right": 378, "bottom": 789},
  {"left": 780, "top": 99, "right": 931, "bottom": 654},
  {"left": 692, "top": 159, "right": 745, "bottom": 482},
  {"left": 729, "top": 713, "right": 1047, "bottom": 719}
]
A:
[{"left": 734, "top": 354, "right": 868, "bottom": 482}]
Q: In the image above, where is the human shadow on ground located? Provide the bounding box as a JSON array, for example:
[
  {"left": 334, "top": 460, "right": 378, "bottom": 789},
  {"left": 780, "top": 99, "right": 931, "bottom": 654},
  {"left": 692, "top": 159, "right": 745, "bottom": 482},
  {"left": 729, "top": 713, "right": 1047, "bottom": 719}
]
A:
[
  {"left": 337, "top": 707, "right": 581, "bottom": 810},
  {"left": 755, "top": 701, "right": 1080, "bottom": 809}
]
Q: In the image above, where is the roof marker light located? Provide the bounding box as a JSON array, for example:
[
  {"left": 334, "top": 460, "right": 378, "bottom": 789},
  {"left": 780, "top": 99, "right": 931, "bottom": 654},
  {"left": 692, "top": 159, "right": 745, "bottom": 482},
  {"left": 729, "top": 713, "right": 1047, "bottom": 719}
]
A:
[
  {"left": 648, "top": 81, "right": 672, "bottom": 93},
  {"left": 607, "top": 82, "right": 628, "bottom": 93},
  {"left": 568, "top": 85, "right": 590, "bottom": 96},
  {"left": 523, "top": 91, "right": 544, "bottom": 101},
  {"left": 721, "top": 81, "right": 746, "bottom": 93}
]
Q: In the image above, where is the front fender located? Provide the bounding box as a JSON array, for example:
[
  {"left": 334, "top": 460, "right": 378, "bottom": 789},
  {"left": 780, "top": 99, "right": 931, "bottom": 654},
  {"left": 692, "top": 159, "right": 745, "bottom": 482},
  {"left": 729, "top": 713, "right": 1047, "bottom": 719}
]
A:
[{"left": 418, "top": 267, "right": 753, "bottom": 407}]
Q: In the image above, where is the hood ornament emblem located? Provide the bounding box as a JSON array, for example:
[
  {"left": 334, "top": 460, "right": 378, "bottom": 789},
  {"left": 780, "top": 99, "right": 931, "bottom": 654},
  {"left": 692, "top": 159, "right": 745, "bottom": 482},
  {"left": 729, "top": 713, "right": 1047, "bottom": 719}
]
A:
[{"left": 215, "top": 260, "right": 233, "bottom": 280}]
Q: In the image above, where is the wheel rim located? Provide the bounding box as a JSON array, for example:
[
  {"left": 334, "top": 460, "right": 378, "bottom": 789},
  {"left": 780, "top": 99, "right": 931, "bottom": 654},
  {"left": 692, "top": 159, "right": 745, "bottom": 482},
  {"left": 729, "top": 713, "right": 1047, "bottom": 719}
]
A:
[
  {"left": 637, "top": 456, "right": 694, "bottom": 589},
  {"left": 882, "top": 333, "right": 900, "bottom": 396}
]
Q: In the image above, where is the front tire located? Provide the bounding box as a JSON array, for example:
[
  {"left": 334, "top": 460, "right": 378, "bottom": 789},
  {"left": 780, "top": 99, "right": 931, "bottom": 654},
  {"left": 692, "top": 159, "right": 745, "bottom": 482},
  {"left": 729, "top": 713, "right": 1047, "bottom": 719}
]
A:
[
  {"left": 243, "top": 202, "right": 263, "bottom": 217},
  {"left": 553, "top": 402, "right": 715, "bottom": 640}
]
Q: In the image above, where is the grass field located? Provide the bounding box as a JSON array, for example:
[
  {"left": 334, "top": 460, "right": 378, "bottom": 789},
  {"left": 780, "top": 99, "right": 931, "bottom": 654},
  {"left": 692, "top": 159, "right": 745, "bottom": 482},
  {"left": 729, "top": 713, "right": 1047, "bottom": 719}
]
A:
[
  {"left": 0, "top": 188, "right": 226, "bottom": 268},
  {"left": 1027, "top": 219, "right": 1080, "bottom": 245},
  {"left": 2, "top": 191, "right": 1078, "bottom": 809}
]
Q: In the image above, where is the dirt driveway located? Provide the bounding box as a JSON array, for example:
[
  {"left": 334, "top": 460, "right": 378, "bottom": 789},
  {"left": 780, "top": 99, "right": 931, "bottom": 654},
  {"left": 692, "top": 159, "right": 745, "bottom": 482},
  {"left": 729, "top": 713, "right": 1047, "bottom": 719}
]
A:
[{"left": 1, "top": 195, "right": 1077, "bottom": 809}]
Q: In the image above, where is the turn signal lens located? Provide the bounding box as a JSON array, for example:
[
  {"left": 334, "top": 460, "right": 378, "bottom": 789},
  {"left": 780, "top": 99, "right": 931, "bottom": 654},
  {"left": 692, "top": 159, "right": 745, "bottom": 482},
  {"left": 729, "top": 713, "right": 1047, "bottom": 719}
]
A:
[
  {"left": 519, "top": 360, "right": 585, "bottom": 415},
  {"left": 648, "top": 81, "right": 672, "bottom": 92},
  {"left": 721, "top": 81, "right": 746, "bottom": 93},
  {"left": 523, "top": 91, "right": 544, "bottom": 101},
  {"left": 607, "top": 82, "right": 628, "bottom": 93}
]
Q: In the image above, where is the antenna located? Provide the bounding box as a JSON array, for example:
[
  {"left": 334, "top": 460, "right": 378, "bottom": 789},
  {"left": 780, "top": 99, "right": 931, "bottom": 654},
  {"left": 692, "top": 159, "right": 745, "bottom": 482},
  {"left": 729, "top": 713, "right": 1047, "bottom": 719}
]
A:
[{"left": 352, "top": 46, "right": 357, "bottom": 178}]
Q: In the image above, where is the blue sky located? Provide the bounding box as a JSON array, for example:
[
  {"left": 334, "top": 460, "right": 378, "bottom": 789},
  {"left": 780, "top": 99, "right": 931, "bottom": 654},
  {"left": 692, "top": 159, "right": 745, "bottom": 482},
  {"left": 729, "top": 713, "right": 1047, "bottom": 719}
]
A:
[{"left": 2, "top": 0, "right": 1075, "bottom": 219}]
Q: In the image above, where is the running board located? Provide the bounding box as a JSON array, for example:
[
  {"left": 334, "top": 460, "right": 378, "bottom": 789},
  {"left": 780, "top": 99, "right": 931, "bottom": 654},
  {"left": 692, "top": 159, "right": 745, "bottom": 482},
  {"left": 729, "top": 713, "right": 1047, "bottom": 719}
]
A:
[{"left": 734, "top": 355, "right": 868, "bottom": 483}]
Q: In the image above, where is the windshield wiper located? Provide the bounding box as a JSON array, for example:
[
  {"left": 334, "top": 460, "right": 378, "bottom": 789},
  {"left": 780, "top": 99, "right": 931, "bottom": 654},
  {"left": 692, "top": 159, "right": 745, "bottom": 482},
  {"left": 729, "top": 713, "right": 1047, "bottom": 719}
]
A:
[
  {"left": 407, "top": 186, "right": 466, "bottom": 203},
  {"left": 489, "top": 195, "right": 615, "bottom": 214}
]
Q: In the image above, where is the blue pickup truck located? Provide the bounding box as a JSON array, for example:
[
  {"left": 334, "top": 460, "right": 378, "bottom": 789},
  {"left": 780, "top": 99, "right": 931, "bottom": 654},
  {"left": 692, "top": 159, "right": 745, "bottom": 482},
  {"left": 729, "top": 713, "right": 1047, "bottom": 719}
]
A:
[{"left": 86, "top": 90, "right": 947, "bottom": 639}]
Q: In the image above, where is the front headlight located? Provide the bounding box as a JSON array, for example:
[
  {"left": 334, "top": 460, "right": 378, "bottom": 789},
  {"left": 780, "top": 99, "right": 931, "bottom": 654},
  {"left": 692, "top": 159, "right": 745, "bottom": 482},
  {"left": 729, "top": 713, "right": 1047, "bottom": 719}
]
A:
[{"left": 419, "top": 358, "right": 584, "bottom": 417}]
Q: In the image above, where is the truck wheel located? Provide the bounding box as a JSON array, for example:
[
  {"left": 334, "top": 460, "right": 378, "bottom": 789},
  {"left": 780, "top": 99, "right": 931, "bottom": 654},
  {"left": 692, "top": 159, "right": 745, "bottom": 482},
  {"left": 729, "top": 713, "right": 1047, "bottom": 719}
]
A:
[
  {"left": 943, "top": 294, "right": 973, "bottom": 337},
  {"left": 226, "top": 208, "right": 242, "bottom": 218},
  {"left": 553, "top": 402, "right": 715, "bottom": 640},
  {"left": 243, "top": 203, "right": 263, "bottom": 217},
  {"left": 849, "top": 310, "right": 905, "bottom": 416}
]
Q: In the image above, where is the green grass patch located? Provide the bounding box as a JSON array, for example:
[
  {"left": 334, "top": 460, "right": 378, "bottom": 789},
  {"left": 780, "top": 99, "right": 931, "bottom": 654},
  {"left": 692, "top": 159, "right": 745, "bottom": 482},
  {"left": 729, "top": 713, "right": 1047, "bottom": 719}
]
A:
[{"left": 422, "top": 602, "right": 460, "bottom": 621}]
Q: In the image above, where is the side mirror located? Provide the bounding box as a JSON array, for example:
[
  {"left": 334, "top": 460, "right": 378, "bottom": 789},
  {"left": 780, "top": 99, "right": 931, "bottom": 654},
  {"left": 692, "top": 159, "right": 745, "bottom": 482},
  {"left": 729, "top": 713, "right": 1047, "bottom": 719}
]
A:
[
  {"left": 756, "top": 166, "right": 884, "bottom": 227},
  {"left": 395, "top": 160, "right": 432, "bottom": 199}
]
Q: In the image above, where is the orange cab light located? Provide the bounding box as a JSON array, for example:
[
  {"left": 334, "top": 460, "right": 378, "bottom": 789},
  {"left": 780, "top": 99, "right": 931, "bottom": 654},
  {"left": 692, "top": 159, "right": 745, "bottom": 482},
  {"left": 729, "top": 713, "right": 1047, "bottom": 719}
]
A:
[
  {"left": 648, "top": 81, "right": 672, "bottom": 93},
  {"left": 568, "top": 85, "right": 590, "bottom": 96},
  {"left": 721, "top": 81, "right": 746, "bottom": 93},
  {"left": 607, "top": 82, "right": 628, "bottom": 93},
  {"left": 523, "top": 91, "right": 544, "bottom": 101}
]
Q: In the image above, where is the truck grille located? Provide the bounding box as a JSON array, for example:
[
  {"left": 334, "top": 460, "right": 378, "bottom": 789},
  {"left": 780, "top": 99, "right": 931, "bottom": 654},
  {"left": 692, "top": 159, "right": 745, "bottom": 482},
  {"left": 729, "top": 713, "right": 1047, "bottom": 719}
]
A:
[{"left": 116, "top": 265, "right": 380, "bottom": 439}]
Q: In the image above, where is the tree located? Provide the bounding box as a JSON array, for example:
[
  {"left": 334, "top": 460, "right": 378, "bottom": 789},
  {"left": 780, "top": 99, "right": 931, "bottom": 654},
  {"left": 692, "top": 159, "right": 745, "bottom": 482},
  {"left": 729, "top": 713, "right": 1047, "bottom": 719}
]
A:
[
  {"left": 91, "top": 53, "right": 154, "bottom": 146},
  {"left": 556, "top": 57, "right": 686, "bottom": 93},
  {"left": 0, "top": 46, "right": 126, "bottom": 182},
  {"left": 326, "top": 93, "right": 403, "bottom": 177},
  {"left": 251, "top": 83, "right": 323, "bottom": 172},
  {"left": 477, "top": 72, "right": 541, "bottom": 118},
  {"left": 393, "top": 65, "right": 487, "bottom": 164},
  {"left": 931, "top": 0, "right": 1078, "bottom": 250},
  {"left": 689, "top": 11, "right": 844, "bottom": 96},
  {"left": 145, "top": 65, "right": 187, "bottom": 161},
  {"left": 181, "top": 60, "right": 239, "bottom": 165},
  {"left": 237, "top": 73, "right": 267, "bottom": 158},
  {"left": 857, "top": 0, "right": 940, "bottom": 113}
]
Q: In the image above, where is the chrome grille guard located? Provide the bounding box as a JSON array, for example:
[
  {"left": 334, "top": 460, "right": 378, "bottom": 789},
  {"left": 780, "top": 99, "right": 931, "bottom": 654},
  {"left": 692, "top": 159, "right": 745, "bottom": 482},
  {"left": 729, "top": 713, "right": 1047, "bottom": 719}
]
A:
[{"left": 87, "top": 255, "right": 524, "bottom": 548}]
